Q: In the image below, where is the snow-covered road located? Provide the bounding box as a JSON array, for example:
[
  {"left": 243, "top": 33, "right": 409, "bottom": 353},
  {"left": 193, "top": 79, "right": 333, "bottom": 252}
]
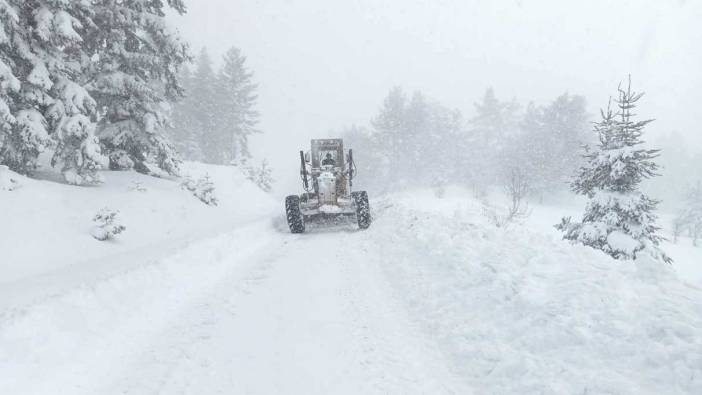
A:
[
  {"left": 110, "top": 221, "right": 464, "bottom": 394},
  {"left": 2, "top": 188, "right": 701, "bottom": 395},
  {"left": 0, "top": 216, "right": 465, "bottom": 394}
]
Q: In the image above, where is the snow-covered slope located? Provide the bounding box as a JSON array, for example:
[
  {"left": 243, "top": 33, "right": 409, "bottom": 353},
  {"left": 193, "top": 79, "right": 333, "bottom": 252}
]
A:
[
  {"left": 0, "top": 162, "right": 277, "bottom": 309},
  {"left": 1, "top": 181, "right": 700, "bottom": 394},
  {"left": 373, "top": 189, "right": 702, "bottom": 394}
]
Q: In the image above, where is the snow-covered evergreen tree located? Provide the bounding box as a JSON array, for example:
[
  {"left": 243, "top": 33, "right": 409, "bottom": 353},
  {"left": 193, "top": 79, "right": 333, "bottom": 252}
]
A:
[
  {"left": 0, "top": 1, "right": 23, "bottom": 171},
  {"left": 246, "top": 159, "right": 273, "bottom": 193},
  {"left": 216, "top": 46, "right": 259, "bottom": 164},
  {"left": 181, "top": 174, "right": 218, "bottom": 206},
  {"left": 0, "top": 1, "right": 106, "bottom": 184},
  {"left": 557, "top": 79, "right": 670, "bottom": 263},
  {"left": 169, "top": 66, "right": 203, "bottom": 161},
  {"left": 37, "top": 1, "right": 107, "bottom": 185},
  {"left": 0, "top": 1, "right": 20, "bottom": 162},
  {"left": 91, "top": 207, "right": 126, "bottom": 240},
  {"left": 189, "top": 48, "right": 220, "bottom": 164},
  {"left": 84, "top": 0, "right": 189, "bottom": 176},
  {"left": 49, "top": 79, "right": 107, "bottom": 185}
]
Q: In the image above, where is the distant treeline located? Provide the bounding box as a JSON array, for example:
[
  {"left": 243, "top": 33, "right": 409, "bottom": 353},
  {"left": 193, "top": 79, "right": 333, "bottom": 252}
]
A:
[
  {"left": 344, "top": 87, "right": 591, "bottom": 198},
  {"left": 168, "top": 47, "right": 259, "bottom": 167}
]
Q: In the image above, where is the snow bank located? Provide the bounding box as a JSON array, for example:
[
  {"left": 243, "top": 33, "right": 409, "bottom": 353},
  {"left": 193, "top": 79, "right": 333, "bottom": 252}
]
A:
[
  {"left": 372, "top": 189, "right": 702, "bottom": 394},
  {"left": 0, "top": 221, "right": 275, "bottom": 394},
  {"left": 665, "top": 239, "right": 702, "bottom": 287},
  {"left": 0, "top": 162, "right": 277, "bottom": 307}
]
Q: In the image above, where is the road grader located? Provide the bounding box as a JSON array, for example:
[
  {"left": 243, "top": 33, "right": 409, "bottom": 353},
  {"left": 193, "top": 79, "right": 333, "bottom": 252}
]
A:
[{"left": 285, "top": 139, "right": 371, "bottom": 233}]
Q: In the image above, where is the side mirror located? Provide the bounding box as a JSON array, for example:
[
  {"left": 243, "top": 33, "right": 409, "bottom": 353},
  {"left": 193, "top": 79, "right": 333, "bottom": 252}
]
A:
[{"left": 304, "top": 151, "right": 311, "bottom": 163}]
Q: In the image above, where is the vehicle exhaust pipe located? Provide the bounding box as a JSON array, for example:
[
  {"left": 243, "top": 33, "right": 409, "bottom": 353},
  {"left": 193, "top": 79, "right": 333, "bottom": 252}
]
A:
[
  {"left": 300, "top": 150, "right": 309, "bottom": 190},
  {"left": 348, "top": 149, "right": 354, "bottom": 188}
]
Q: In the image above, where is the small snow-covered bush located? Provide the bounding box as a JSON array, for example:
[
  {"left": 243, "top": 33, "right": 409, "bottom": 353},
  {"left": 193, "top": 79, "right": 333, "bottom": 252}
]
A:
[
  {"left": 181, "top": 174, "right": 218, "bottom": 206},
  {"left": 481, "top": 169, "right": 531, "bottom": 228},
  {"left": 128, "top": 180, "right": 147, "bottom": 192},
  {"left": 91, "top": 208, "right": 126, "bottom": 241},
  {"left": 0, "top": 165, "right": 21, "bottom": 191},
  {"left": 242, "top": 159, "right": 274, "bottom": 193},
  {"left": 108, "top": 150, "right": 135, "bottom": 171},
  {"left": 431, "top": 175, "right": 447, "bottom": 198}
]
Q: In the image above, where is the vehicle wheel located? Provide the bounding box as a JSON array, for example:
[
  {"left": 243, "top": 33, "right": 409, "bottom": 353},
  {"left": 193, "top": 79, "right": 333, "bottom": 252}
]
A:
[
  {"left": 285, "top": 195, "right": 305, "bottom": 233},
  {"left": 351, "top": 191, "right": 371, "bottom": 230}
]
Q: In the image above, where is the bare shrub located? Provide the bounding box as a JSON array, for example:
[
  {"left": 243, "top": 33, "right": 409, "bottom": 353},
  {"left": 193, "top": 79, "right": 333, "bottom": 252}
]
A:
[{"left": 482, "top": 169, "right": 531, "bottom": 228}]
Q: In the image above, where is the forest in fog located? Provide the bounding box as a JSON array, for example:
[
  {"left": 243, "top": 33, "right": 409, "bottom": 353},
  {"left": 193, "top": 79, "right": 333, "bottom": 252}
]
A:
[
  {"left": 2, "top": 2, "right": 702, "bottom": 394},
  {"left": 1, "top": 0, "right": 700, "bottom": 237}
]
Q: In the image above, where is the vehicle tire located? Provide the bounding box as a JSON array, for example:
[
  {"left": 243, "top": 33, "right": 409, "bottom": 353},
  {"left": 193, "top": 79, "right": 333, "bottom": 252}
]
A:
[
  {"left": 285, "top": 195, "right": 305, "bottom": 233},
  {"left": 351, "top": 191, "right": 371, "bottom": 230}
]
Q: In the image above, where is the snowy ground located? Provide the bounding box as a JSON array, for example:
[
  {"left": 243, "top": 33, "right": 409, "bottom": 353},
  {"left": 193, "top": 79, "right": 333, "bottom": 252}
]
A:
[
  {"left": 1, "top": 168, "right": 701, "bottom": 394},
  {"left": 0, "top": 162, "right": 275, "bottom": 310}
]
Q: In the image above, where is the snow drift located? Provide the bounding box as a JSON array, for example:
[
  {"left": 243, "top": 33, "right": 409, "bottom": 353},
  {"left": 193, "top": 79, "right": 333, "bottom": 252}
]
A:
[{"left": 373, "top": 190, "right": 702, "bottom": 394}]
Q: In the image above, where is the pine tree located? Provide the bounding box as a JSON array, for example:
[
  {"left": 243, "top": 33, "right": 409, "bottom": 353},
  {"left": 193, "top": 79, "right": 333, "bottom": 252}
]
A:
[
  {"left": 189, "top": 48, "right": 220, "bottom": 164},
  {"left": 169, "top": 65, "right": 203, "bottom": 161},
  {"left": 0, "top": 1, "right": 23, "bottom": 169},
  {"left": 217, "top": 46, "right": 259, "bottom": 164},
  {"left": 0, "top": 1, "right": 106, "bottom": 184},
  {"left": 371, "top": 86, "right": 406, "bottom": 187},
  {"left": 557, "top": 78, "right": 670, "bottom": 263},
  {"left": 84, "top": 0, "right": 189, "bottom": 176},
  {"left": 49, "top": 79, "right": 106, "bottom": 185}
]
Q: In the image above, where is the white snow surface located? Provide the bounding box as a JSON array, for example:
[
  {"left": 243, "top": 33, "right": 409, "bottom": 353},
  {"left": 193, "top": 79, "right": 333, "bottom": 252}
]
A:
[
  {"left": 1, "top": 175, "right": 701, "bottom": 394},
  {"left": 0, "top": 162, "right": 275, "bottom": 307},
  {"left": 376, "top": 191, "right": 702, "bottom": 394}
]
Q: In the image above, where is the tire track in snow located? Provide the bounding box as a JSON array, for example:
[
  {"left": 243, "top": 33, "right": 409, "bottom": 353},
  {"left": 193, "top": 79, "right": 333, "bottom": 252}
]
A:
[
  {"left": 0, "top": 221, "right": 279, "bottom": 395},
  {"left": 107, "top": 236, "right": 289, "bottom": 395},
  {"left": 340, "top": 231, "right": 469, "bottom": 394},
  {"left": 2, "top": 210, "right": 469, "bottom": 394},
  {"left": 105, "top": 222, "right": 466, "bottom": 394}
]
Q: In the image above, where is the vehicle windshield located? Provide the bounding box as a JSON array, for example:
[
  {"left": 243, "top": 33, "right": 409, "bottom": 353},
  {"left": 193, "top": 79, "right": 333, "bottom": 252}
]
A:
[{"left": 320, "top": 151, "right": 337, "bottom": 167}]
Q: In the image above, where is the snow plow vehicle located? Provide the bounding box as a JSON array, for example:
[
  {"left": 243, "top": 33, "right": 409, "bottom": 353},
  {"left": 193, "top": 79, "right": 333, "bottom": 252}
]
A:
[{"left": 285, "top": 139, "right": 370, "bottom": 233}]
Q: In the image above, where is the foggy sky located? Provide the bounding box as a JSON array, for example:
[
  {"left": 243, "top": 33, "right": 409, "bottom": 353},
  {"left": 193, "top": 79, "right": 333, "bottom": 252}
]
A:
[{"left": 171, "top": 0, "right": 701, "bottom": 192}]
